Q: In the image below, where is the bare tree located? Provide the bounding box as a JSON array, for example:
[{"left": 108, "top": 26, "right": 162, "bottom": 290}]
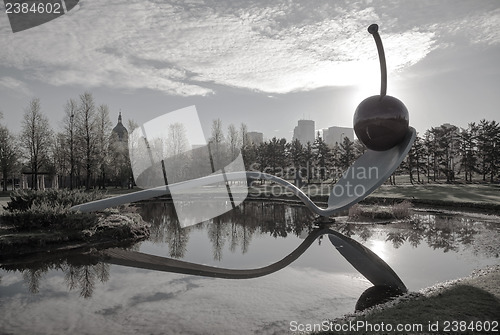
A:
[
  {"left": 227, "top": 123, "right": 239, "bottom": 160},
  {"left": 95, "top": 104, "right": 112, "bottom": 189},
  {"left": 209, "top": 118, "right": 226, "bottom": 169},
  {"left": 20, "top": 98, "right": 53, "bottom": 190},
  {"left": 52, "top": 132, "right": 67, "bottom": 188},
  {"left": 239, "top": 123, "right": 248, "bottom": 148},
  {"left": 76, "top": 92, "right": 98, "bottom": 189},
  {"left": 165, "top": 122, "right": 189, "bottom": 182},
  {"left": 62, "top": 98, "right": 78, "bottom": 189},
  {"left": 127, "top": 119, "right": 139, "bottom": 133},
  {"left": 0, "top": 124, "right": 18, "bottom": 191},
  {"left": 167, "top": 122, "right": 188, "bottom": 157}
]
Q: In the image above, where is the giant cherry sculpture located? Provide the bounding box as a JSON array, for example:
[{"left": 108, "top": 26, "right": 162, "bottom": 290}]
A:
[{"left": 354, "top": 24, "right": 409, "bottom": 151}]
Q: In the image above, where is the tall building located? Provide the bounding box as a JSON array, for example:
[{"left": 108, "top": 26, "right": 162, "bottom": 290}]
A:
[
  {"left": 110, "top": 112, "right": 130, "bottom": 187},
  {"left": 247, "top": 131, "right": 263, "bottom": 145},
  {"left": 112, "top": 112, "right": 128, "bottom": 142},
  {"left": 293, "top": 119, "right": 315, "bottom": 145},
  {"left": 323, "top": 126, "right": 354, "bottom": 147}
]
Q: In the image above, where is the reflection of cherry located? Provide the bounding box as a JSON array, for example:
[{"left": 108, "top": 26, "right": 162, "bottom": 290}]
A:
[{"left": 353, "top": 24, "right": 409, "bottom": 151}]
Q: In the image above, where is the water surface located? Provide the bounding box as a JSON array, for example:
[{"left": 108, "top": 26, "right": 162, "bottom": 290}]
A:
[{"left": 1, "top": 201, "right": 498, "bottom": 334}]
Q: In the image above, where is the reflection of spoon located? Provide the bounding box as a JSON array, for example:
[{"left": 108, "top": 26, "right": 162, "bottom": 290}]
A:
[
  {"left": 70, "top": 127, "right": 415, "bottom": 218},
  {"left": 98, "top": 227, "right": 407, "bottom": 292},
  {"left": 328, "top": 231, "right": 406, "bottom": 290},
  {"left": 355, "top": 285, "right": 405, "bottom": 311}
]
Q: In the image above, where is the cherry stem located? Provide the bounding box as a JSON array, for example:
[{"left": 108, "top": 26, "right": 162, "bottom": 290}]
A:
[{"left": 368, "top": 24, "right": 387, "bottom": 97}]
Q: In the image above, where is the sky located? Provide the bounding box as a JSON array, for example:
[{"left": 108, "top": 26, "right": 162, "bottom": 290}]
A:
[{"left": 0, "top": 0, "right": 499, "bottom": 141}]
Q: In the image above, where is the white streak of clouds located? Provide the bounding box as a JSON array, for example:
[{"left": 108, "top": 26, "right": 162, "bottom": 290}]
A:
[
  {"left": 0, "top": 0, "right": 495, "bottom": 96},
  {"left": 0, "top": 76, "right": 32, "bottom": 95},
  {"left": 462, "top": 8, "right": 500, "bottom": 45}
]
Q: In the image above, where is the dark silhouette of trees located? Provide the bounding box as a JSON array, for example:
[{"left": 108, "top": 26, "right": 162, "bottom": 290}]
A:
[
  {"left": 55, "top": 94, "right": 123, "bottom": 190},
  {"left": 0, "top": 118, "right": 18, "bottom": 191},
  {"left": 437, "top": 124, "right": 459, "bottom": 182},
  {"left": 301, "top": 142, "right": 314, "bottom": 183},
  {"left": 266, "top": 137, "right": 287, "bottom": 176},
  {"left": 459, "top": 123, "right": 477, "bottom": 182},
  {"left": 76, "top": 92, "right": 98, "bottom": 190},
  {"left": 400, "top": 120, "right": 500, "bottom": 184},
  {"left": 476, "top": 120, "right": 500, "bottom": 182},
  {"left": 288, "top": 138, "right": 305, "bottom": 185},
  {"left": 52, "top": 133, "right": 67, "bottom": 188},
  {"left": 313, "top": 135, "right": 331, "bottom": 181},
  {"left": 426, "top": 130, "right": 437, "bottom": 182},
  {"left": 62, "top": 98, "right": 78, "bottom": 189},
  {"left": 95, "top": 104, "right": 112, "bottom": 189},
  {"left": 406, "top": 134, "right": 426, "bottom": 184},
  {"left": 338, "top": 136, "right": 356, "bottom": 172},
  {"left": 209, "top": 118, "right": 226, "bottom": 169},
  {"left": 20, "top": 98, "right": 53, "bottom": 190},
  {"left": 227, "top": 123, "right": 240, "bottom": 161},
  {"left": 5, "top": 93, "right": 500, "bottom": 189}
]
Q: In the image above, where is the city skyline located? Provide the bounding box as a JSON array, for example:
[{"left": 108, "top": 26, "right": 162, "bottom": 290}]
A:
[
  {"left": 110, "top": 111, "right": 353, "bottom": 144},
  {"left": 109, "top": 111, "right": 464, "bottom": 146}
]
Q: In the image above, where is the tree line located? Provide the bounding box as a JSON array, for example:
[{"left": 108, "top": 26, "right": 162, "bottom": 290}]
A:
[
  {"left": 0, "top": 93, "right": 499, "bottom": 192},
  {"left": 0, "top": 93, "right": 133, "bottom": 191},
  {"left": 202, "top": 119, "right": 500, "bottom": 185},
  {"left": 405, "top": 121, "right": 500, "bottom": 184}
]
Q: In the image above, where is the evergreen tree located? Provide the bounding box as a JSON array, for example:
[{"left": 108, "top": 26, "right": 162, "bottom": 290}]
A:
[
  {"left": 313, "top": 136, "right": 331, "bottom": 180},
  {"left": 338, "top": 136, "right": 355, "bottom": 172},
  {"left": 476, "top": 120, "right": 500, "bottom": 182},
  {"left": 458, "top": 123, "right": 477, "bottom": 182},
  {"left": 302, "top": 142, "right": 314, "bottom": 183}
]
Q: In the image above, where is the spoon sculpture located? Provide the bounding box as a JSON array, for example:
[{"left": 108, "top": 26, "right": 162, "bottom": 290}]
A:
[
  {"left": 70, "top": 23, "right": 416, "bottom": 217},
  {"left": 99, "top": 227, "right": 407, "bottom": 292},
  {"left": 70, "top": 24, "right": 412, "bottom": 297}
]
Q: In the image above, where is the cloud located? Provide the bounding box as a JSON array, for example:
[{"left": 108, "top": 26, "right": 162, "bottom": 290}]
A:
[
  {"left": 0, "top": 76, "right": 32, "bottom": 95},
  {"left": 5, "top": 0, "right": 494, "bottom": 96},
  {"left": 460, "top": 8, "right": 500, "bottom": 45}
]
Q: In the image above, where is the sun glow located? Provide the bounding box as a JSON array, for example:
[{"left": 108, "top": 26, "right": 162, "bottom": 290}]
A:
[
  {"left": 350, "top": 61, "right": 381, "bottom": 110},
  {"left": 369, "top": 239, "right": 390, "bottom": 262}
]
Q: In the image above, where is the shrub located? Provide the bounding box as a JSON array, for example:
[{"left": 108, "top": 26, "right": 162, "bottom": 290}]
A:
[
  {"left": 4, "top": 189, "right": 105, "bottom": 213},
  {"left": 348, "top": 204, "right": 363, "bottom": 221},
  {"left": 1, "top": 203, "right": 99, "bottom": 231},
  {"left": 348, "top": 201, "right": 413, "bottom": 221},
  {"left": 1, "top": 189, "right": 105, "bottom": 231},
  {"left": 392, "top": 200, "right": 413, "bottom": 219}
]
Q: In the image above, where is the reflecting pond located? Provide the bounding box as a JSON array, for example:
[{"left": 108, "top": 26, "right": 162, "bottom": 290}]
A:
[{"left": 1, "top": 201, "right": 499, "bottom": 335}]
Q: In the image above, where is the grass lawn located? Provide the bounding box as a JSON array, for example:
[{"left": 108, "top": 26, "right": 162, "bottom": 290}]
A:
[
  {"left": 249, "top": 181, "right": 500, "bottom": 209},
  {"left": 317, "top": 266, "right": 500, "bottom": 335},
  {"left": 369, "top": 183, "right": 500, "bottom": 205},
  {"left": 2, "top": 182, "right": 499, "bottom": 212}
]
